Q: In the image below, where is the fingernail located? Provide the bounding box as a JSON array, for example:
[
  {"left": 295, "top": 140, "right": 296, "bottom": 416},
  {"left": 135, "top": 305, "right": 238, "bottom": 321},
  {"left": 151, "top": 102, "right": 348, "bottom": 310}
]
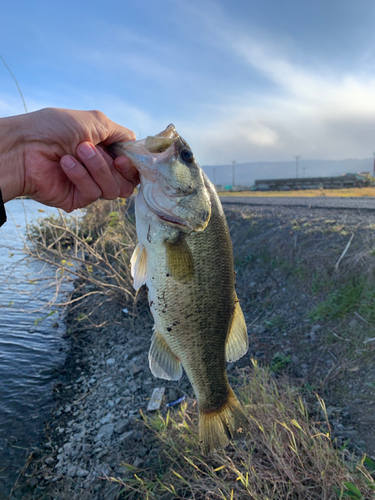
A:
[
  {"left": 62, "top": 156, "right": 76, "bottom": 169},
  {"left": 79, "top": 142, "right": 96, "bottom": 159}
]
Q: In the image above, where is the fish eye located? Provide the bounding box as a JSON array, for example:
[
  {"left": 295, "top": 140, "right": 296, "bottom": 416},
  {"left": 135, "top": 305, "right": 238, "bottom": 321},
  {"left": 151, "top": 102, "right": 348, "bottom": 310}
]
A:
[{"left": 180, "top": 149, "right": 194, "bottom": 163}]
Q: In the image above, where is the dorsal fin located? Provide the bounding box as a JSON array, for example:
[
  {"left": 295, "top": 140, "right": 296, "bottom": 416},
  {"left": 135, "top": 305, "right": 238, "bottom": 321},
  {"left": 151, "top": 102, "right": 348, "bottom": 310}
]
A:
[
  {"left": 149, "top": 329, "right": 183, "bottom": 380},
  {"left": 226, "top": 295, "right": 248, "bottom": 362}
]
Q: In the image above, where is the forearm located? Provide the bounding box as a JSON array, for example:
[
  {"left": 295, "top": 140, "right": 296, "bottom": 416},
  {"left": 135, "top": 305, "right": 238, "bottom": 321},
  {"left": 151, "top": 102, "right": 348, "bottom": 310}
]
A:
[{"left": 0, "top": 114, "right": 26, "bottom": 203}]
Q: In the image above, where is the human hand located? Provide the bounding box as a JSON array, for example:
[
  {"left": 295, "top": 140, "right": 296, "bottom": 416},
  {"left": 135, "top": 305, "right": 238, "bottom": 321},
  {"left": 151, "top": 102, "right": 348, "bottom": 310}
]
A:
[{"left": 0, "top": 108, "right": 140, "bottom": 211}]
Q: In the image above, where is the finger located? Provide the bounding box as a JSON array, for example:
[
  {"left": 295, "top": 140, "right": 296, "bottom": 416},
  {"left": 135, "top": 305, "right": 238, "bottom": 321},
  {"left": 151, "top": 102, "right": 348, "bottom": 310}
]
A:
[
  {"left": 96, "top": 146, "right": 136, "bottom": 198},
  {"left": 114, "top": 157, "right": 140, "bottom": 188},
  {"left": 76, "top": 142, "right": 120, "bottom": 200},
  {"left": 87, "top": 110, "right": 136, "bottom": 145},
  {"left": 60, "top": 155, "right": 102, "bottom": 208},
  {"left": 102, "top": 118, "right": 136, "bottom": 145}
]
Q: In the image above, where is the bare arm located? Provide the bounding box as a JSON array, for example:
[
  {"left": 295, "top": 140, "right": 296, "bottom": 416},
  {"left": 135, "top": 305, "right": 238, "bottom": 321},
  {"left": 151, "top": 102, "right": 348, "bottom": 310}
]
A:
[{"left": 0, "top": 108, "right": 139, "bottom": 212}]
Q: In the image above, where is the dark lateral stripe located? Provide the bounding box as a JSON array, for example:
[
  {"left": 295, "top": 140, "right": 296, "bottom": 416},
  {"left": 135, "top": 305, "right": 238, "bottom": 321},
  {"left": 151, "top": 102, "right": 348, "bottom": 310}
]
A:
[{"left": 0, "top": 189, "right": 6, "bottom": 227}]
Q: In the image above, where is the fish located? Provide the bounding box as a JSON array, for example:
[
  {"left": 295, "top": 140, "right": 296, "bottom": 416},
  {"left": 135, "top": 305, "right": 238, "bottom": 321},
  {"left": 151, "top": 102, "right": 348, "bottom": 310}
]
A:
[{"left": 110, "top": 124, "right": 249, "bottom": 454}]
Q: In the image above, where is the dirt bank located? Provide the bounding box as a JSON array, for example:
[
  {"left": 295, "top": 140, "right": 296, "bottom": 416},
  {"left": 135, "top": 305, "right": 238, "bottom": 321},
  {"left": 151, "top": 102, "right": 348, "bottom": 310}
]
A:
[{"left": 16, "top": 203, "right": 375, "bottom": 499}]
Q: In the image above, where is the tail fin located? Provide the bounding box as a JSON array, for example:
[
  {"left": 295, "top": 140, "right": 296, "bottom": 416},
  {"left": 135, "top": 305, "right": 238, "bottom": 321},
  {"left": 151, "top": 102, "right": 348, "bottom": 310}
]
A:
[{"left": 199, "top": 388, "right": 248, "bottom": 455}]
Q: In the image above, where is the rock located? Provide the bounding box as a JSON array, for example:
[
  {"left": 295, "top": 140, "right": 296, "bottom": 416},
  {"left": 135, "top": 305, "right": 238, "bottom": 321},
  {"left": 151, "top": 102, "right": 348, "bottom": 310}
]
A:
[
  {"left": 27, "top": 477, "right": 38, "bottom": 487},
  {"left": 253, "top": 326, "right": 266, "bottom": 335},
  {"left": 133, "top": 457, "right": 144, "bottom": 468},
  {"left": 67, "top": 466, "right": 77, "bottom": 477},
  {"left": 119, "top": 430, "right": 134, "bottom": 442},
  {"left": 63, "top": 442, "right": 73, "bottom": 453},
  {"left": 311, "top": 324, "right": 322, "bottom": 333},
  {"left": 76, "top": 467, "right": 89, "bottom": 477},
  {"left": 130, "top": 363, "right": 143, "bottom": 376},
  {"left": 45, "top": 456, "right": 55, "bottom": 465},
  {"left": 168, "top": 388, "right": 178, "bottom": 402},
  {"left": 309, "top": 331, "right": 317, "bottom": 342},
  {"left": 100, "top": 412, "right": 115, "bottom": 425},
  {"left": 95, "top": 462, "right": 112, "bottom": 476},
  {"left": 106, "top": 358, "right": 116, "bottom": 367},
  {"left": 129, "top": 381, "right": 138, "bottom": 393},
  {"left": 114, "top": 420, "right": 129, "bottom": 434},
  {"left": 95, "top": 423, "right": 115, "bottom": 442},
  {"left": 147, "top": 387, "right": 165, "bottom": 411},
  {"left": 349, "top": 319, "right": 358, "bottom": 329}
]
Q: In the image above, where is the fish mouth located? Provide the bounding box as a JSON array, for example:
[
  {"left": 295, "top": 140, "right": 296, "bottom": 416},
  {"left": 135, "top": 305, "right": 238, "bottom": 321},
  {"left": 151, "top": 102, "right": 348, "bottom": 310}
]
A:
[
  {"left": 141, "top": 189, "right": 193, "bottom": 230},
  {"left": 108, "top": 124, "right": 180, "bottom": 180}
]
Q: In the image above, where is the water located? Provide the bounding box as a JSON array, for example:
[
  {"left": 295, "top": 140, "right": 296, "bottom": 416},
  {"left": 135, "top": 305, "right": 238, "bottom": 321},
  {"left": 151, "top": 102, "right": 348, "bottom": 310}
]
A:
[{"left": 0, "top": 200, "right": 69, "bottom": 497}]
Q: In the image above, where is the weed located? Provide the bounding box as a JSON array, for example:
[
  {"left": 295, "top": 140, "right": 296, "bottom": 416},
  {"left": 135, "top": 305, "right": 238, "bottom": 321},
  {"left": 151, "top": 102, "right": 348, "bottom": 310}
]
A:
[
  {"left": 25, "top": 199, "right": 136, "bottom": 319},
  {"left": 269, "top": 351, "right": 291, "bottom": 372},
  {"left": 113, "top": 362, "right": 374, "bottom": 499},
  {"left": 310, "top": 277, "right": 375, "bottom": 322}
]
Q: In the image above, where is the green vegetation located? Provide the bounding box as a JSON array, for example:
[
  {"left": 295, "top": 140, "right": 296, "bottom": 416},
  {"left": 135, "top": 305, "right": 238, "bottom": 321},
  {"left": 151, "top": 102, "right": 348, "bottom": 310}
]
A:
[
  {"left": 269, "top": 351, "right": 291, "bottom": 372},
  {"left": 113, "top": 362, "right": 374, "bottom": 499},
  {"left": 26, "top": 202, "right": 375, "bottom": 498},
  {"left": 310, "top": 277, "right": 375, "bottom": 323}
]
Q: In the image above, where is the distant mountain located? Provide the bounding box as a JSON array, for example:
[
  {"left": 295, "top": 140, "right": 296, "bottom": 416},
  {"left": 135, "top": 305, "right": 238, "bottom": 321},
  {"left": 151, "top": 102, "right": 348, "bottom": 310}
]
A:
[{"left": 202, "top": 158, "right": 375, "bottom": 187}]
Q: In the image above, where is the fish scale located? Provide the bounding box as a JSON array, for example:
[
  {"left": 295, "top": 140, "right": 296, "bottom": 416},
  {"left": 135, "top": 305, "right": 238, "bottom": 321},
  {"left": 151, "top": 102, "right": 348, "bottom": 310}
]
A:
[{"left": 110, "top": 124, "right": 249, "bottom": 453}]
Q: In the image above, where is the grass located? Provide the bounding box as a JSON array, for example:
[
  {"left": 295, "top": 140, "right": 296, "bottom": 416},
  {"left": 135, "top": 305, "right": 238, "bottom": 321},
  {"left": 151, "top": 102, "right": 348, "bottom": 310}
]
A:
[
  {"left": 112, "top": 362, "right": 375, "bottom": 500},
  {"left": 309, "top": 277, "right": 375, "bottom": 322},
  {"left": 218, "top": 187, "right": 375, "bottom": 198},
  {"left": 25, "top": 200, "right": 375, "bottom": 498}
]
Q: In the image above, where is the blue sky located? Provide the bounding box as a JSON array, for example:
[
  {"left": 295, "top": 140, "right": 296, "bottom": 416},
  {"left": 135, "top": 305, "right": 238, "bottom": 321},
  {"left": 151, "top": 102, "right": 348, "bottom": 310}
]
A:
[{"left": 1, "top": 0, "right": 375, "bottom": 165}]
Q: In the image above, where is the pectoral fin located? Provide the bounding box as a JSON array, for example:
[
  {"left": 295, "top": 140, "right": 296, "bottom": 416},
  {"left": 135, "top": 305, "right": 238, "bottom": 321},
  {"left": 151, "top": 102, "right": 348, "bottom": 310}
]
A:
[
  {"left": 149, "top": 329, "right": 183, "bottom": 380},
  {"left": 131, "top": 243, "right": 147, "bottom": 290},
  {"left": 226, "top": 295, "right": 248, "bottom": 363},
  {"left": 166, "top": 237, "right": 194, "bottom": 284}
]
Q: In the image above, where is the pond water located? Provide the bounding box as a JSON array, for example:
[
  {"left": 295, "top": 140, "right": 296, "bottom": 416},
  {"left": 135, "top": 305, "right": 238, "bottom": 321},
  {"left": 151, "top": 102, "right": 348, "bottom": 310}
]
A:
[{"left": 0, "top": 199, "right": 69, "bottom": 498}]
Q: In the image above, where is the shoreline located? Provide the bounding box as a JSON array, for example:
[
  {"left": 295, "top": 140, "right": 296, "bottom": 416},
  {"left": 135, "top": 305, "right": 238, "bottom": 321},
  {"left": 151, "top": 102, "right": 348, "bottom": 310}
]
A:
[
  {"left": 18, "top": 282, "right": 192, "bottom": 500},
  {"left": 16, "top": 203, "right": 375, "bottom": 499}
]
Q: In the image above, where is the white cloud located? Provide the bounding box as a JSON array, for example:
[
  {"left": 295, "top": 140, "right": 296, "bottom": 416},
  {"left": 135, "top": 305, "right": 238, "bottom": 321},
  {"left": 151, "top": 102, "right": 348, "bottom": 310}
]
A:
[{"left": 140, "top": 2, "right": 375, "bottom": 164}]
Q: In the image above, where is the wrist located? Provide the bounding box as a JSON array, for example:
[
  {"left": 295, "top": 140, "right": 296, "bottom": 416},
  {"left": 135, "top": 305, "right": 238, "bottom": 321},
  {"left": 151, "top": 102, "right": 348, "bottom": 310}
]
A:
[{"left": 0, "top": 114, "right": 26, "bottom": 202}]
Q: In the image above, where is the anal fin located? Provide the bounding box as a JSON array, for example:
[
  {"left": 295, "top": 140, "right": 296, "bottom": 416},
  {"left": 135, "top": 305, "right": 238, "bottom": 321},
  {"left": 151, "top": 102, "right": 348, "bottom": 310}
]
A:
[
  {"left": 225, "top": 293, "right": 248, "bottom": 363},
  {"left": 149, "top": 329, "right": 183, "bottom": 381}
]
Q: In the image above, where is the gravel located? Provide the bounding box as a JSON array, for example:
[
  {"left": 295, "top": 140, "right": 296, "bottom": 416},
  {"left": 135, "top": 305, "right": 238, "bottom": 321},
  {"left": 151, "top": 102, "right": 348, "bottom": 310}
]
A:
[{"left": 19, "top": 201, "right": 375, "bottom": 499}]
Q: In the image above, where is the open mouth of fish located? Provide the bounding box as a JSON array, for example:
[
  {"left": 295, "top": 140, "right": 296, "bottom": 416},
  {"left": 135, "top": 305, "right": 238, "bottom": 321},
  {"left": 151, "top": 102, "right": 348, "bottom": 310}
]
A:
[{"left": 110, "top": 124, "right": 197, "bottom": 231}]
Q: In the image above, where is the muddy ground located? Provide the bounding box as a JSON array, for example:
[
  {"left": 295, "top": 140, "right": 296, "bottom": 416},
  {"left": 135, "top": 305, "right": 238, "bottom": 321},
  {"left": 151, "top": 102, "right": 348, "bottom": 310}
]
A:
[{"left": 13, "top": 203, "right": 375, "bottom": 499}]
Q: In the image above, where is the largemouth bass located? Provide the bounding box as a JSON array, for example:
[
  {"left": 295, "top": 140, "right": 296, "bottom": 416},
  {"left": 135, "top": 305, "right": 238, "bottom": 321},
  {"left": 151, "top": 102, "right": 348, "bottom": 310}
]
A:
[{"left": 111, "top": 125, "right": 249, "bottom": 453}]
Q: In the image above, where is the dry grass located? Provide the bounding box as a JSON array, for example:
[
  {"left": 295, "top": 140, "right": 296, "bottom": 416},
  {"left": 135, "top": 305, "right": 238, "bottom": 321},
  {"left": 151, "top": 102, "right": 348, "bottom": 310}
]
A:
[
  {"left": 25, "top": 200, "right": 375, "bottom": 499},
  {"left": 218, "top": 187, "right": 375, "bottom": 198},
  {"left": 112, "top": 362, "right": 375, "bottom": 500},
  {"left": 24, "top": 198, "right": 136, "bottom": 322}
]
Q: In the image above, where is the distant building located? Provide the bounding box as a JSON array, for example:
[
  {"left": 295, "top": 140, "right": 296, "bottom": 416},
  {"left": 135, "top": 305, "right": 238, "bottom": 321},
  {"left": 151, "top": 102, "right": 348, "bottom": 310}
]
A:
[{"left": 254, "top": 173, "right": 372, "bottom": 191}]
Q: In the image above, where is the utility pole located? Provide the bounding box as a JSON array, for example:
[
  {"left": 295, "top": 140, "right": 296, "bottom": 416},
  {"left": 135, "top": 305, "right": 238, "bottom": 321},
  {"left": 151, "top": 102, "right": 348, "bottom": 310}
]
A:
[
  {"left": 303, "top": 166, "right": 306, "bottom": 178},
  {"left": 213, "top": 167, "right": 216, "bottom": 186},
  {"left": 373, "top": 152, "right": 375, "bottom": 178},
  {"left": 232, "top": 160, "right": 236, "bottom": 188},
  {"left": 295, "top": 155, "right": 301, "bottom": 179}
]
